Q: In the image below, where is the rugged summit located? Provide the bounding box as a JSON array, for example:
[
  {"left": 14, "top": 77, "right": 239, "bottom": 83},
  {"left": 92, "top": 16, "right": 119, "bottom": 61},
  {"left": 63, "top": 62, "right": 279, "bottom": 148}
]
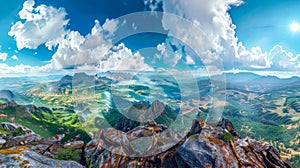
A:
[
  {"left": 0, "top": 123, "right": 84, "bottom": 167},
  {"left": 0, "top": 104, "right": 291, "bottom": 167},
  {"left": 84, "top": 118, "right": 291, "bottom": 168}
]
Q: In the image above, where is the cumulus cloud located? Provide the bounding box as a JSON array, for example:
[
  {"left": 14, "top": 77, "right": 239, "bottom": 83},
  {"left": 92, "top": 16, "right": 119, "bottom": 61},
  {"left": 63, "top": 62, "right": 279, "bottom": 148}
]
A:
[
  {"left": 8, "top": 0, "right": 300, "bottom": 76},
  {"left": 162, "top": 0, "right": 238, "bottom": 67},
  {"left": 0, "top": 53, "right": 8, "bottom": 61},
  {"left": 8, "top": 0, "right": 68, "bottom": 50},
  {"left": 267, "top": 45, "right": 300, "bottom": 70},
  {"left": 11, "top": 55, "right": 18, "bottom": 60},
  {"left": 236, "top": 43, "right": 269, "bottom": 68},
  {"left": 5, "top": 0, "right": 152, "bottom": 75},
  {"left": 47, "top": 19, "right": 152, "bottom": 71},
  {"left": 99, "top": 43, "right": 153, "bottom": 71},
  {"left": 159, "top": 0, "right": 300, "bottom": 72},
  {"left": 160, "top": 0, "right": 273, "bottom": 71},
  {"left": 154, "top": 43, "right": 182, "bottom": 67}
]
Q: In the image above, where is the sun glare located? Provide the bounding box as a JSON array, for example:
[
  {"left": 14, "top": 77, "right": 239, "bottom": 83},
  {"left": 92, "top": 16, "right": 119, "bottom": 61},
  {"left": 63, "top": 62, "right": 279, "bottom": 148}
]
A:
[{"left": 290, "top": 22, "right": 300, "bottom": 32}]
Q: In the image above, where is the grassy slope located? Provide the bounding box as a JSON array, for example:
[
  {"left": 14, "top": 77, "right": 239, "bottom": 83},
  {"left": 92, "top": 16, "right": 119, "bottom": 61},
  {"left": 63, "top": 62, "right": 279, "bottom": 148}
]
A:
[
  {"left": 213, "top": 105, "right": 300, "bottom": 166},
  {"left": 0, "top": 105, "right": 91, "bottom": 143}
]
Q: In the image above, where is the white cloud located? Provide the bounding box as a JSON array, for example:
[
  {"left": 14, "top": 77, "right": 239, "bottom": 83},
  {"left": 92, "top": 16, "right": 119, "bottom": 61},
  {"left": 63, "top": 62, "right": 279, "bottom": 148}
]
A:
[
  {"left": 8, "top": 0, "right": 68, "bottom": 50},
  {"left": 0, "top": 63, "right": 71, "bottom": 77},
  {"left": 102, "top": 18, "right": 120, "bottom": 38},
  {"left": 144, "top": 0, "right": 162, "bottom": 11},
  {"left": 0, "top": 63, "right": 42, "bottom": 75},
  {"left": 267, "top": 45, "right": 300, "bottom": 70},
  {"left": 11, "top": 55, "right": 18, "bottom": 60},
  {"left": 0, "top": 63, "right": 32, "bottom": 74},
  {"left": 160, "top": 0, "right": 300, "bottom": 72},
  {"left": 186, "top": 55, "right": 196, "bottom": 65},
  {"left": 0, "top": 43, "right": 153, "bottom": 76},
  {"left": 161, "top": 0, "right": 273, "bottom": 71},
  {"left": 48, "top": 19, "right": 116, "bottom": 70},
  {"left": 236, "top": 42, "right": 269, "bottom": 68},
  {"left": 0, "top": 53, "right": 8, "bottom": 61},
  {"left": 99, "top": 43, "right": 153, "bottom": 71},
  {"left": 6, "top": 1, "right": 152, "bottom": 75},
  {"left": 44, "top": 18, "right": 153, "bottom": 72},
  {"left": 9, "top": 0, "right": 300, "bottom": 76},
  {"left": 155, "top": 43, "right": 182, "bottom": 67}
]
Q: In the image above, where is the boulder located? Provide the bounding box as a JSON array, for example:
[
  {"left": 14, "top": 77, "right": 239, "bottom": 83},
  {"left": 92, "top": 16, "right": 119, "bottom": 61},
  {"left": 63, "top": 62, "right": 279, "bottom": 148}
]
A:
[
  {"left": 178, "top": 134, "right": 239, "bottom": 168},
  {"left": 0, "top": 122, "right": 35, "bottom": 135},
  {"left": 0, "top": 146, "right": 84, "bottom": 168},
  {"left": 63, "top": 141, "right": 84, "bottom": 149},
  {"left": 217, "top": 118, "right": 239, "bottom": 137},
  {"left": 188, "top": 119, "right": 204, "bottom": 135}
]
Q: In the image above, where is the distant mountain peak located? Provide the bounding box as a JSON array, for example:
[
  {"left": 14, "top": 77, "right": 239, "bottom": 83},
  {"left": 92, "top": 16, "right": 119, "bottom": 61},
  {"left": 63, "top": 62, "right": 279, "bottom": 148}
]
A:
[{"left": 0, "top": 90, "right": 14, "bottom": 102}]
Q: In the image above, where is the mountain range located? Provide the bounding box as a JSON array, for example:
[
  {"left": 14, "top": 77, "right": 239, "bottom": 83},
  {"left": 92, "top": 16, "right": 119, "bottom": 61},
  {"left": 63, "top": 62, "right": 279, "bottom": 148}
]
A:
[{"left": 0, "top": 72, "right": 300, "bottom": 167}]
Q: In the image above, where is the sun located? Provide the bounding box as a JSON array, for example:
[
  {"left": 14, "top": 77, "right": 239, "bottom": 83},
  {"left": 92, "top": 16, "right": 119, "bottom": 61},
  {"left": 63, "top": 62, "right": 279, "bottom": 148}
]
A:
[{"left": 290, "top": 22, "right": 300, "bottom": 32}]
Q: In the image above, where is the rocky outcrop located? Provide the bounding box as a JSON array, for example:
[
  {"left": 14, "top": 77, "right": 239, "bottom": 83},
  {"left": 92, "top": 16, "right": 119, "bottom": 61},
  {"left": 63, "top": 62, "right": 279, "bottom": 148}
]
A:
[
  {"left": 0, "top": 122, "right": 86, "bottom": 167},
  {"left": 0, "top": 146, "right": 84, "bottom": 168},
  {"left": 217, "top": 118, "right": 240, "bottom": 137},
  {"left": 0, "top": 122, "right": 34, "bottom": 135},
  {"left": 0, "top": 100, "right": 18, "bottom": 110},
  {"left": 0, "top": 117, "right": 291, "bottom": 167},
  {"left": 85, "top": 118, "right": 291, "bottom": 168},
  {"left": 63, "top": 140, "right": 84, "bottom": 149}
]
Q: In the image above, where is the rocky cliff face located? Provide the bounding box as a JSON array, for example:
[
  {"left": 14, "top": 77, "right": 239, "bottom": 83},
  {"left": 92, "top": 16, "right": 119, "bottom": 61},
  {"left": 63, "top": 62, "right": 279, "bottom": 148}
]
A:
[
  {"left": 0, "top": 118, "right": 291, "bottom": 167},
  {"left": 0, "top": 100, "right": 17, "bottom": 110},
  {"left": 0, "top": 123, "right": 85, "bottom": 167},
  {"left": 84, "top": 118, "right": 291, "bottom": 168}
]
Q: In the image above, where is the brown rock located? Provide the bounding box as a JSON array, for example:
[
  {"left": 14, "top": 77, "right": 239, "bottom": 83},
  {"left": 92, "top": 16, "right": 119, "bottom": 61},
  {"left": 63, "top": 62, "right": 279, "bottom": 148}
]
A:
[
  {"left": 63, "top": 141, "right": 84, "bottom": 149},
  {"left": 43, "top": 151, "right": 54, "bottom": 159},
  {"left": 48, "top": 134, "right": 65, "bottom": 142},
  {"left": 85, "top": 119, "right": 291, "bottom": 168},
  {"left": 30, "top": 144, "right": 50, "bottom": 154},
  {"left": 0, "top": 146, "right": 84, "bottom": 167},
  {"left": 217, "top": 118, "right": 239, "bottom": 137},
  {"left": 189, "top": 119, "right": 204, "bottom": 135},
  {"left": 217, "top": 118, "right": 235, "bottom": 132},
  {"left": 49, "top": 143, "right": 60, "bottom": 154}
]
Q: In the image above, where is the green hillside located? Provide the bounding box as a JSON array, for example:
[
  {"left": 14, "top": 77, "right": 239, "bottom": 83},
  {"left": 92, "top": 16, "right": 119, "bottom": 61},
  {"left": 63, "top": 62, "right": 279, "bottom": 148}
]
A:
[{"left": 0, "top": 104, "right": 91, "bottom": 143}]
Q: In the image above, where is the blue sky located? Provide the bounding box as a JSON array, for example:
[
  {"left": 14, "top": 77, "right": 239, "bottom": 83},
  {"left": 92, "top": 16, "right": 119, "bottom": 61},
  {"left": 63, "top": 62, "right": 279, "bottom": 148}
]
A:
[
  {"left": 1, "top": 0, "right": 300, "bottom": 76},
  {"left": 229, "top": 0, "right": 300, "bottom": 54},
  {"left": 0, "top": 0, "right": 159, "bottom": 66}
]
